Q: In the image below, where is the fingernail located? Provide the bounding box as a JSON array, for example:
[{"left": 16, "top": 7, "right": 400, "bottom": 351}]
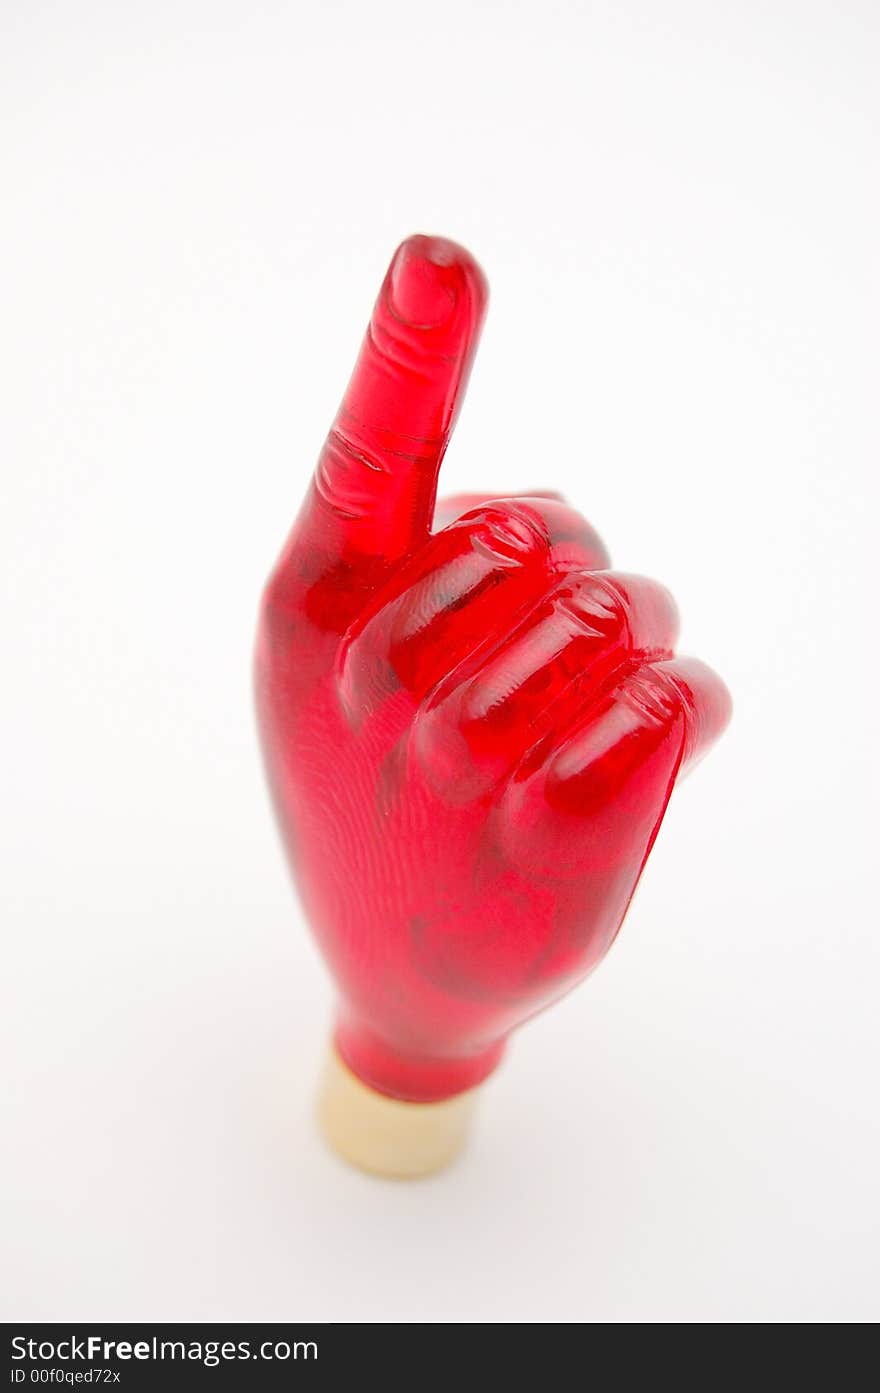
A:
[{"left": 388, "top": 236, "right": 459, "bottom": 328}]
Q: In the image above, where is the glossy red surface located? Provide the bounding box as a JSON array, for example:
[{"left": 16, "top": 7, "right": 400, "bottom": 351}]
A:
[{"left": 255, "top": 236, "right": 731, "bottom": 1102}]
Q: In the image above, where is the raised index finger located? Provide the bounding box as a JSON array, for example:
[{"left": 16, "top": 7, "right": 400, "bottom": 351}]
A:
[{"left": 298, "top": 235, "right": 488, "bottom": 581}]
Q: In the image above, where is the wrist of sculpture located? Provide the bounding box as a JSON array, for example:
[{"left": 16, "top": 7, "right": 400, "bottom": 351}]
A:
[{"left": 334, "top": 1014, "right": 506, "bottom": 1103}]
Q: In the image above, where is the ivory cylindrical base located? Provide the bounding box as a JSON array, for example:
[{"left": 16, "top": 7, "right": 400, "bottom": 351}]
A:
[{"left": 317, "top": 1045, "right": 480, "bottom": 1179}]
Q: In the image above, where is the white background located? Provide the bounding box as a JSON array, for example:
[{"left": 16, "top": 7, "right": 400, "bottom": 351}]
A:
[{"left": 2, "top": 0, "right": 878, "bottom": 1323}]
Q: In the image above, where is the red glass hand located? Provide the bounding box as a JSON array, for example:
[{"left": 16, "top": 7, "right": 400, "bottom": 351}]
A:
[{"left": 255, "top": 235, "right": 731, "bottom": 1105}]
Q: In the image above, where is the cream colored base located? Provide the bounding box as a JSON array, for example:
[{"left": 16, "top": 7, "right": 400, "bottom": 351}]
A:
[{"left": 317, "top": 1046, "right": 481, "bottom": 1179}]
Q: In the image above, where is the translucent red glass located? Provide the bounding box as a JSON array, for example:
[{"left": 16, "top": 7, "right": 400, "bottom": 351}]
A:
[{"left": 255, "top": 236, "right": 731, "bottom": 1102}]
